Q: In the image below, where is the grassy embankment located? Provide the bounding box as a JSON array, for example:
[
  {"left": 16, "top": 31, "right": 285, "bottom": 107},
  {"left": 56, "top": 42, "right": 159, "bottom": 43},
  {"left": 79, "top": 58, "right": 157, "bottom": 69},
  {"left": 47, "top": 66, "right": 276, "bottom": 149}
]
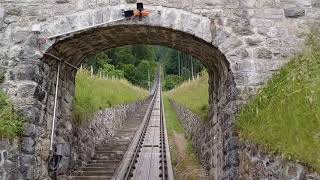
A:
[
  {"left": 163, "top": 96, "right": 208, "bottom": 179},
  {"left": 0, "top": 70, "right": 24, "bottom": 138},
  {"left": 237, "top": 33, "right": 320, "bottom": 171},
  {"left": 0, "top": 68, "right": 148, "bottom": 137},
  {"left": 167, "top": 72, "right": 209, "bottom": 121},
  {"left": 167, "top": 32, "right": 320, "bottom": 172},
  {"left": 74, "top": 70, "right": 148, "bottom": 124}
]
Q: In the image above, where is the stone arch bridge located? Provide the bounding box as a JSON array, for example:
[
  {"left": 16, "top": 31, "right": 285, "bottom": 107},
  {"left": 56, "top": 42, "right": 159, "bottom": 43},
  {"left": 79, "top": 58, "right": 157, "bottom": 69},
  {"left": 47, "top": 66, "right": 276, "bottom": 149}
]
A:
[{"left": 0, "top": 0, "right": 319, "bottom": 179}]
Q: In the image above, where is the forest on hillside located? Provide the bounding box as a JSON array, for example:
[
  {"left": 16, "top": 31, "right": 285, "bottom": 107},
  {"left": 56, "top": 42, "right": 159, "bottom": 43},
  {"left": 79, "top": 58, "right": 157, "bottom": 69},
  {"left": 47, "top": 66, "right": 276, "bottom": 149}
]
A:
[{"left": 84, "top": 45, "right": 204, "bottom": 90}]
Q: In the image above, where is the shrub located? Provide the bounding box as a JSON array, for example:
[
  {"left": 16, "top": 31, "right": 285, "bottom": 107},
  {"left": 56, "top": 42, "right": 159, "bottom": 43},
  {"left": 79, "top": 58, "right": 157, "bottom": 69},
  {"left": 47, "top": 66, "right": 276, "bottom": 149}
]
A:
[{"left": 0, "top": 91, "right": 24, "bottom": 138}]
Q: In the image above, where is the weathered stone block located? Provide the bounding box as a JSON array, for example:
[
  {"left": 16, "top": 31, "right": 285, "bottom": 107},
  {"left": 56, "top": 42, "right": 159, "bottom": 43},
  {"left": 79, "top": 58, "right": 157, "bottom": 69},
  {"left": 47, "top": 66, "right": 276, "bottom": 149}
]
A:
[
  {"left": 284, "top": 7, "right": 306, "bottom": 18},
  {"left": 16, "top": 82, "right": 37, "bottom": 98},
  {"left": 0, "top": 7, "right": 5, "bottom": 24},
  {"left": 55, "top": 0, "right": 70, "bottom": 4},
  {"left": 256, "top": 48, "right": 272, "bottom": 59},
  {"left": 21, "top": 137, "right": 35, "bottom": 154},
  {"left": 23, "top": 124, "right": 37, "bottom": 137},
  {"left": 312, "top": 0, "right": 320, "bottom": 7},
  {"left": 229, "top": 48, "right": 250, "bottom": 59},
  {"left": 9, "top": 65, "right": 40, "bottom": 82},
  {"left": 236, "top": 48, "right": 250, "bottom": 59},
  {"left": 253, "top": 9, "right": 284, "bottom": 19},
  {"left": 246, "top": 37, "right": 264, "bottom": 46},
  {"left": 34, "top": 86, "right": 46, "bottom": 102},
  {"left": 233, "top": 26, "right": 254, "bottom": 35},
  {"left": 266, "top": 38, "right": 280, "bottom": 47},
  {"left": 255, "top": 0, "right": 277, "bottom": 8},
  {"left": 257, "top": 26, "right": 269, "bottom": 36},
  {"left": 19, "top": 154, "right": 34, "bottom": 179},
  {"left": 225, "top": 150, "right": 239, "bottom": 168},
  {"left": 219, "top": 36, "right": 243, "bottom": 53},
  {"left": 126, "top": 0, "right": 137, "bottom": 3},
  {"left": 6, "top": 5, "right": 21, "bottom": 16}
]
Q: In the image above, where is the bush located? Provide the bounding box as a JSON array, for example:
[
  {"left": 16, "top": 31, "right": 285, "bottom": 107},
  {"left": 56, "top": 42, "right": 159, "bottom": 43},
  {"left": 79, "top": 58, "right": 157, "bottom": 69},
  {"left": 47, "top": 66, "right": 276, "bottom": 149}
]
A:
[
  {"left": 164, "top": 74, "right": 183, "bottom": 90},
  {"left": 0, "top": 91, "right": 24, "bottom": 138}
]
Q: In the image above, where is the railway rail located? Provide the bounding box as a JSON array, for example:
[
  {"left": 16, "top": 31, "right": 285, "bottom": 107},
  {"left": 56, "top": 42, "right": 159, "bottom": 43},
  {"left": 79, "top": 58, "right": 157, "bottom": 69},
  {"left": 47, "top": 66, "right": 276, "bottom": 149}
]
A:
[
  {"left": 113, "top": 78, "right": 174, "bottom": 180},
  {"left": 70, "top": 74, "right": 173, "bottom": 180}
]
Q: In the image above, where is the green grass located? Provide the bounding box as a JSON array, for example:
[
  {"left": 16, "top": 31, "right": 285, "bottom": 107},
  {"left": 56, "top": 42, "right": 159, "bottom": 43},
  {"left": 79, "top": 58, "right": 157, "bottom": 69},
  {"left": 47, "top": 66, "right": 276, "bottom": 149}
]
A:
[
  {"left": 163, "top": 96, "right": 184, "bottom": 135},
  {"left": 167, "top": 72, "right": 209, "bottom": 121},
  {"left": 163, "top": 95, "right": 204, "bottom": 177},
  {"left": 165, "top": 31, "right": 320, "bottom": 172},
  {"left": 237, "top": 32, "right": 320, "bottom": 172},
  {"left": 0, "top": 91, "right": 24, "bottom": 138},
  {"left": 74, "top": 70, "right": 148, "bottom": 124}
]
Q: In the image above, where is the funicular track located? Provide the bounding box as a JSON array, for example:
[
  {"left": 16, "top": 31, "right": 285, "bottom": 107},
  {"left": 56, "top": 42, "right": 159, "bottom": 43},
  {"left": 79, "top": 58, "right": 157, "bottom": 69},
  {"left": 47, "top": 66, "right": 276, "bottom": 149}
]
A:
[
  {"left": 70, "top": 75, "right": 173, "bottom": 180},
  {"left": 69, "top": 100, "right": 151, "bottom": 180},
  {"left": 113, "top": 78, "right": 174, "bottom": 180}
]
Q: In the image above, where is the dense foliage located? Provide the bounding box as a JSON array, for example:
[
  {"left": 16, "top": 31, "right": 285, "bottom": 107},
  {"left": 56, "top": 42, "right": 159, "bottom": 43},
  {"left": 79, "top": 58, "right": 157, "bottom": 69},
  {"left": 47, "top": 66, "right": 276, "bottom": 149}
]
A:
[
  {"left": 164, "top": 74, "right": 183, "bottom": 90},
  {"left": 85, "top": 45, "right": 158, "bottom": 89},
  {"left": 74, "top": 70, "right": 148, "bottom": 124},
  {"left": 237, "top": 32, "right": 320, "bottom": 171},
  {"left": 85, "top": 45, "right": 204, "bottom": 90},
  {"left": 0, "top": 91, "right": 24, "bottom": 138},
  {"left": 159, "top": 47, "right": 204, "bottom": 90}
]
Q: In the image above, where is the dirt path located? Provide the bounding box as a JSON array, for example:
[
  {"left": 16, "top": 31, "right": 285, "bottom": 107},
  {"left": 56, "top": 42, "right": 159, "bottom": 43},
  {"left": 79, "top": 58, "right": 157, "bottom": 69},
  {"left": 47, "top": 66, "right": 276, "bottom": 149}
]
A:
[{"left": 170, "top": 133, "right": 209, "bottom": 180}]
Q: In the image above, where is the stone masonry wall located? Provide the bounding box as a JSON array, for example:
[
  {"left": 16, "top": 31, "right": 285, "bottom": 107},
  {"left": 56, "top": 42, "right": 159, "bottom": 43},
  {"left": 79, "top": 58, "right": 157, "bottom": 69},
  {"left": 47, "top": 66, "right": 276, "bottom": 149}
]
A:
[
  {"left": 1, "top": 0, "right": 319, "bottom": 101},
  {"left": 68, "top": 100, "right": 146, "bottom": 174},
  {"left": 170, "top": 100, "right": 239, "bottom": 179},
  {"left": 0, "top": 139, "right": 20, "bottom": 180},
  {"left": 0, "top": 0, "right": 320, "bottom": 179},
  {"left": 170, "top": 100, "right": 210, "bottom": 168},
  {"left": 0, "top": 100, "right": 146, "bottom": 179},
  {"left": 239, "top": 140, "right": 320, "bottom": 180},
  {"left": 171, "top": 100, "right": 320, "bottom": 180}
]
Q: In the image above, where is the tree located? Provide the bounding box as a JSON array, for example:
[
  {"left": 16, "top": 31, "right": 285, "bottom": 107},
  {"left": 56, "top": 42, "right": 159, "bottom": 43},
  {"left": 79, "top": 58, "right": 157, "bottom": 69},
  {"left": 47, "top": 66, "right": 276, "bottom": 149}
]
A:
[
  {"left": 181, "top": 67, "right": 191, "bottom": 80},
  {"left": 163, "top": 49, "right": 179, "bottom": 75},
  {"left": 99, "top": 63, "right": 124, "bottom": 79},
  {"left": 83, "top": 45, "right": 203, "bottom": 90},
  {"left": 132, "top": 45, "right": 156, "bottom": 64},
  {"left": 121, "top": 64, "right": 136, "bottom": 84},
  {"left": 135, "top": 60, "right": 151, "bottom": 88},
  {"left": 113, "top": 47, "right": 135, "bottom": 66},
  {"left": 85, "top": 52, "right": 111, "bottom": 73},
  {"left": 164, "top": 75, "right": 183, "bottom": 90}
]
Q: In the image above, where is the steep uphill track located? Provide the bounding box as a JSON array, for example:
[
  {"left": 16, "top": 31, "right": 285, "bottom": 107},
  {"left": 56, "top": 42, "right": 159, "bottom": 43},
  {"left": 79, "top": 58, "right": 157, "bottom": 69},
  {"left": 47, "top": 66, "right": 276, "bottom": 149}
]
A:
[
  {"left": 113, "top": 80, "right": 174, "bottom": 180},
  {"left": 69, "top": 100, "right": 151, "bottom": 180}
]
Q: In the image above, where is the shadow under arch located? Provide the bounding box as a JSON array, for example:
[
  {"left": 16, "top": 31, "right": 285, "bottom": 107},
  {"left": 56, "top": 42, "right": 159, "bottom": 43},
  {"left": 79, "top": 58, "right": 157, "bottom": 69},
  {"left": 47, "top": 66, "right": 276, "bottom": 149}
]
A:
[{"left": 41, "top": 24, "right": 238, "bottom": 179}]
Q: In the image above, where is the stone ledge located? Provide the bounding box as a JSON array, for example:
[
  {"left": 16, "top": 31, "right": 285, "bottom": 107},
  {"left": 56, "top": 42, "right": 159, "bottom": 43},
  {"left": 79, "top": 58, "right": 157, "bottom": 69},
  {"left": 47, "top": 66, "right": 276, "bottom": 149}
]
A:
[{"left": 239, "top": 140, "right": 320, "bottom": 180}]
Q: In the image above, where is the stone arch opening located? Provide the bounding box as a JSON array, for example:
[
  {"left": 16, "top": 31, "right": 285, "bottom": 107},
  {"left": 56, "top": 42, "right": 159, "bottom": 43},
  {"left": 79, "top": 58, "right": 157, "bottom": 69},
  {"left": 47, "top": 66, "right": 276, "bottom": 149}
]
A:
[{"left": 37, "top": 24, "right": 237, "bottom": 179}]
